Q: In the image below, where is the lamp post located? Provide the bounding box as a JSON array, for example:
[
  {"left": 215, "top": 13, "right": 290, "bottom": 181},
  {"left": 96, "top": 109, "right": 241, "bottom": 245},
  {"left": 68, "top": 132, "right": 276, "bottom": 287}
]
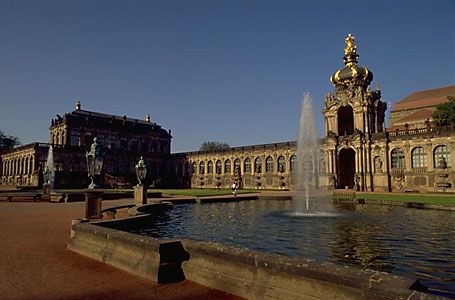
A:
[
  {"left": 86, "top": 137, "right": 104, "bottom": 189},
  {"left": 84, "top": 138, "right": 104, "bottom": 220},
  {"left": 135, "top": 156, "right": 147, "bottom": 186},
  {"left": 134, "top": 157, "right": 148, "bottom": 206}
]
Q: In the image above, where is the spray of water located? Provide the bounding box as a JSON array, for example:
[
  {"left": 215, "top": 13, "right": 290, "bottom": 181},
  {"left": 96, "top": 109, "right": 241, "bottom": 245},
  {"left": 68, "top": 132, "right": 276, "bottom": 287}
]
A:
[
  {"left": 293, "top": 92, "right": 320, "bottom": 213},
  {"left": 46, "top": 145, "right": 55, "bottom": 190}
]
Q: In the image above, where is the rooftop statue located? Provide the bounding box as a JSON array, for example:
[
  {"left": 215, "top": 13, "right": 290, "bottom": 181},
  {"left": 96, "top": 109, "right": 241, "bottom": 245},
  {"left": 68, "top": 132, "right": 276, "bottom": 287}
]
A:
[{"left": 344, "top": 33, "right": 357, "bottom": 55}]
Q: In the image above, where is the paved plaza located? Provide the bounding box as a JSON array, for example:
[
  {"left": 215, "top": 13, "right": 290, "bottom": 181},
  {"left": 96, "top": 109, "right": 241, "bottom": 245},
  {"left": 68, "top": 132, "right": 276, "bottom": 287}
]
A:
[{"left": 0, "top": 199, "right": 241, "bottom": 299}]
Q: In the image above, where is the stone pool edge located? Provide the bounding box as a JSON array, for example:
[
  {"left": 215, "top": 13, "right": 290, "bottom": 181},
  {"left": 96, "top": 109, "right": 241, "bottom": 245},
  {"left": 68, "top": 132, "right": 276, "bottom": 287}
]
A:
[{"left": 67, "top": 217, "right": 442, "bottom": 300}]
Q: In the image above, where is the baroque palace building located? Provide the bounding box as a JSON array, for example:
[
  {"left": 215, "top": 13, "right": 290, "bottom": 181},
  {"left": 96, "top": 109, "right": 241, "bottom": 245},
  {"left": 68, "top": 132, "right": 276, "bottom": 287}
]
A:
[
  {"left": 182, "top": 35, "right": 455, "bottom": 192},
  {"left": 1, "top": 101, "right": 172, "bottom": 188},
  {"left": 1, "top": 34, "right": 454, "bottom": 192}
]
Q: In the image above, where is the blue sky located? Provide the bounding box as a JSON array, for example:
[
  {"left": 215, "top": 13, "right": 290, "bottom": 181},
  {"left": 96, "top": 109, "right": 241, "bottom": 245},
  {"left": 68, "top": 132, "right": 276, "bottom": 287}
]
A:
[{"left": 1, "top": 0, "right": 454, "bottom": 153}]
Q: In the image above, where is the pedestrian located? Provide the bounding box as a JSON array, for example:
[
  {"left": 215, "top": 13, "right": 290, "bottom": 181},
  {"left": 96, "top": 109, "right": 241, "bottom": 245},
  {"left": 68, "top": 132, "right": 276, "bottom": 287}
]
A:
[{"left": 231, "top": 182, "right": 237, "bottom": 196}]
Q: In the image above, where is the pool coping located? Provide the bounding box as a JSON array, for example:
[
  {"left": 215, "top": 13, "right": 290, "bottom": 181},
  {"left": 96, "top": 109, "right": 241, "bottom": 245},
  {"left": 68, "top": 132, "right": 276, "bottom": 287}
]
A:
[{"left": 68, "top": 204, "right": 446, "bottom": 300}]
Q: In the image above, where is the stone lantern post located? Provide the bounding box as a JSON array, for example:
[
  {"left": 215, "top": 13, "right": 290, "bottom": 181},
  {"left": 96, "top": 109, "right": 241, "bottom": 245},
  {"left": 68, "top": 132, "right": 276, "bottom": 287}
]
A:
[{"left": 84, "top": 138, "right": 104, "bottom": 220}]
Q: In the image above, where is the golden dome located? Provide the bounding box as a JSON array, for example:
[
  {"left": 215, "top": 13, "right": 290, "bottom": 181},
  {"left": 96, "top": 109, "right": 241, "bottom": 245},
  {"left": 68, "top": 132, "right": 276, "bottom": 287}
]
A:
[{"left": 330, "top": 34, "right": 373, "bottom": 86}]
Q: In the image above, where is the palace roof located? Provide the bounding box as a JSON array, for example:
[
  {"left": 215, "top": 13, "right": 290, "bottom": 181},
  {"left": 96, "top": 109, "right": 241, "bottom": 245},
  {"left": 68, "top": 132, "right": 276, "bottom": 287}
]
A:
[{"left": 392, "top": 85, "right": 455, "bottom": 112}]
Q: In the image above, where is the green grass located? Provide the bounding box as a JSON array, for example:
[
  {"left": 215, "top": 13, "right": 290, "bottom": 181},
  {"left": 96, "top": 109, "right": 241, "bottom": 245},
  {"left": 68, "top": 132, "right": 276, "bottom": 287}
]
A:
[
  {"left": 356, "top": 193, "right": 455, "bottom": 206},
  {"left": 150, "top": 188, "right": 258, "bottom": 197},
  {"left": 53, "top": 189, "right": 133, "bottom": 194},
  {"left": 51, "top": 188, "right": 258, "bottom": 197}
]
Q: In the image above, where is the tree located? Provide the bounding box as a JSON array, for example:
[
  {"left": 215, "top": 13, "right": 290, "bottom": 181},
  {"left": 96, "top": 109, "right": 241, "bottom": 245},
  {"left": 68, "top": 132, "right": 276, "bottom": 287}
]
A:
[
  {"left": 433, "top": 96, "right": 455, "bottom": 127},
  {"left": 0, "top": 130, "right": 20, "bottom": 152},
  {"left": 199, "top": 141, "right": 230, "bottom": 152}
]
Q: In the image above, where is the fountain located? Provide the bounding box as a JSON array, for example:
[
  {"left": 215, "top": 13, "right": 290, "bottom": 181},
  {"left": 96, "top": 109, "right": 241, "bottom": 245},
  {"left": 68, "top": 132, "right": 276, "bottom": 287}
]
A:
[
  {"left": 45, "top": 144, "right": 55, "bottom": 189},
  {"left": 42, "top": 145, "right": 55, "bottom": 200},
  {"left": 292, "top": 92, "right": 332, "bottom": 215}
]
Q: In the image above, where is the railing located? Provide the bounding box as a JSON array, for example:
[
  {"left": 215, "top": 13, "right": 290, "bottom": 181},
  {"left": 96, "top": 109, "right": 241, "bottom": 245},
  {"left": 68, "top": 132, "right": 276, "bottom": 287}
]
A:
[
  {"left": 411, "top": 167, "right": 427, "bottom": 174},
  {"left": 388, "top": 124, "right": 455, "bottom": 138},
  {"left": 332, "top": 190, "right": 356, "bottom": 201},
  {"left": 390, "top": 168, "right": 405, "bottom": 175}
]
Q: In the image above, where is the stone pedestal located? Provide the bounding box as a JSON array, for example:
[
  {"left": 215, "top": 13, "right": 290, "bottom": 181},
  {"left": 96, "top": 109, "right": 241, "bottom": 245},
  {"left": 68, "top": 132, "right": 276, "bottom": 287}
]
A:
[
  {"left": 42, "top": 183, "right": 50, "bottom": 201},
  {"left": 134, "top": 185, "right": 147, "bottom": 206},
  {"left": 373, "top": 173, "right": 390, "bottom": 192},
  {"left": 84, "top": 189, "right": 103, "bottom": 220},
  {"left": 49, "top": 193, "right": 64, "bottom": 203}
]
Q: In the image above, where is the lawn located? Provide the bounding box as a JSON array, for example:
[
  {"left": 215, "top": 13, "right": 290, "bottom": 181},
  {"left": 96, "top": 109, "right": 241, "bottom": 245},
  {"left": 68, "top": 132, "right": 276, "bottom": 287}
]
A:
[
  {"left": 356, "top": 192, "right": 455, "bottom": 206},
  {"left": 54, "top": 188, "right": 258, "bottom": 197},
  {"left": 150, "top": 188, "right": 258, "bottom": 197}
]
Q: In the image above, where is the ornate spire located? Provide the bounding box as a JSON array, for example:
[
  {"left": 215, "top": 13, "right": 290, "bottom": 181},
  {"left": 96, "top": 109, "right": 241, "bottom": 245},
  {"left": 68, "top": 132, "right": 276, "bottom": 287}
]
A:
[
  {"left": 343, "top": 33, "right": 359, "bottom": 67},
  {"left": 330, "top": 34, "right": 372, "bottom": 87},
  {"left": 75, "top": 100, "right": 81, "bottom": 110},
  {"left": 344, "top": 34, "right": 357, "bottom": 55}
]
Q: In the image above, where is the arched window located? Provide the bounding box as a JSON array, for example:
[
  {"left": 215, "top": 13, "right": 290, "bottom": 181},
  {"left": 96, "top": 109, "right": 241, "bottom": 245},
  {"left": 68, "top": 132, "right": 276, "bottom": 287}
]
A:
[
  {"left": 191, "top": 162, "right": 197, "bottom": 174},
  {"left": 337, "top": 105, "right": 354, "bottom": 135},
  {"left": 120, "top": 138, "right": 128, "bottom": 151},
  {"left": 207, "top": 161, "right": 213, "bottom": 174},
  {"left": 199, "top": 161, "right": 205, "bottom": 175},
  {"left": 141, "top": 140, "right": 148, "bottom": 152},
  {"left": 215, "top": 160, "right": 222, "bottom": 174},
  {"left": 234, "top": 158, "right": 241, "bottom": 174},
  {"left": 97, "top": 134, "right": 105, "bottom": 147},
  {"left": 224, "top": 159, "right": 231, "bottom": 174},
  {"left": 290, "top": 155, "right": 297, "bottom": 172},
  {"left": 411, "top": 147, "right": 426, "bottom": 168},
  {"left": 70, "top": 130, "right": 81, "bottom": 146},
  {"left": 434, "top": 145, "right": 451, "bottom": 168},
  {"left": 277, "top": 156, "right": 286, "bottom": 173},
  {"left": 265, "top": 156, "right": 274, "bottom": 173},
  {"left": 130, "top": 137, "right": 139, "bottom": 152},
  {"left": 391, "top": 148, "right": 405, "bottom": 168},
  {"left": 254, "top": 157, "right": 262, "bottom": 173},
  {"left": 108, "top": 134, "right": 117, "bottom": 149},
  {"left": 244, "top": 158, "right": 252, "bottom": 174}
]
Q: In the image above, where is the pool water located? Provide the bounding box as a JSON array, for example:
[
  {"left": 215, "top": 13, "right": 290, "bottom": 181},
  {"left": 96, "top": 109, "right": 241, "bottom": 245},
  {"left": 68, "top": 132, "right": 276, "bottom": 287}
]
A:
[{"left": 130, "top": 199, "right": 455, "bottom": 296}]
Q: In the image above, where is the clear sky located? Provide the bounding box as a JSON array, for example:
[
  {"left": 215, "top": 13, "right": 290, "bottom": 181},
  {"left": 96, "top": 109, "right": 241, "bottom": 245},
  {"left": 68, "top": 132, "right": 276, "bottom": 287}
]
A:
[{"left": 1, "top": 0, "right": 454, "bottom": 153}]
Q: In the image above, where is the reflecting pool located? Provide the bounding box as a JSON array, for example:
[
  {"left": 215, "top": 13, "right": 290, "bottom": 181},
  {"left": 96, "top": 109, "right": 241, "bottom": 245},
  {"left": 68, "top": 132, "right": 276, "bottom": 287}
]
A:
[{"left": 130, "top": 199, "right": 455, "bottom": 296}]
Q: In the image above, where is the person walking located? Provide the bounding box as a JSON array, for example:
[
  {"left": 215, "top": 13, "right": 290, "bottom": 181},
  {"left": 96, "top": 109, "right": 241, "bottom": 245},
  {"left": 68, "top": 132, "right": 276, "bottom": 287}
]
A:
[{"left": 231, "top": 182, "right": 237, "bottom": 196}]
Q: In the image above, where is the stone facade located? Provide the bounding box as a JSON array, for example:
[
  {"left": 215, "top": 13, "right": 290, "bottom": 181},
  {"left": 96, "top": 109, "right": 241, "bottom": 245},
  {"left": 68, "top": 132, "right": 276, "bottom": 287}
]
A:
[
  {"left": 181, "top": 142, "right": 297, "bottom": 190},
  {"left": 183, "top": 35, "right": 455, "bottom": 192},
  {"left": 1, "top": 143, "right": 48, "bottom": 186},
  {"left": 2, "top": 35, "right": 454, "bottom": 192},
  {"left": 1, "top": 102, "right": 172, "bottom": 188}
]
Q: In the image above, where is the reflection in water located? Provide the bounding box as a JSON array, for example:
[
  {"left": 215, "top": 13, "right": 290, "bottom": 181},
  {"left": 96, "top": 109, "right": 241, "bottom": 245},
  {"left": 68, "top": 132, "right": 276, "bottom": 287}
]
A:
[
  {"left": 330, "top": 212, "right": 392, "bottom": 273},
  {"left": 130, "top": 199, "right": 455, "bottom": 296}
]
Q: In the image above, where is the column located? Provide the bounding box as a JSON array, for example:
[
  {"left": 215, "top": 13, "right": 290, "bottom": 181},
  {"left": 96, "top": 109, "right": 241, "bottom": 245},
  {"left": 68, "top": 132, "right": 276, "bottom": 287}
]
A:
[
  {"left": 327, "top": 150, "right": 333, "bottom": 174},
  {"left": 19, "top": 157, "right": 23, "bottom": 175},
  {"left": 30, "top": 157, "right": 34, "bottom": 174}
]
